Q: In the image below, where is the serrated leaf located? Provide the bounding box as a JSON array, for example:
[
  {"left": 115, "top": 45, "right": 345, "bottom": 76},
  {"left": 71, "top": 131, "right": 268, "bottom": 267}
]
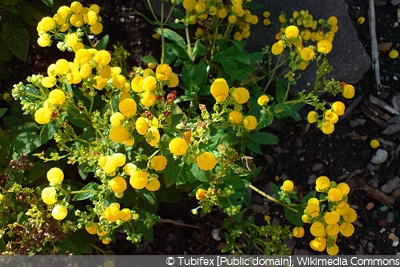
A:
[
  {"left": 72, "top": 182, "right": 99, "bottom": 201},
  {"left": 1, "top": 19, "right": 29, "bottom": 61}
]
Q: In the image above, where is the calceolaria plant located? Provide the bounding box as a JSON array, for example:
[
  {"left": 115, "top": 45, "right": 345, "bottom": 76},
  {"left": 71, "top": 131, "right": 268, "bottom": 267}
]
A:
[{"left": 8, "top": 0, "right": 358, "bottom": 254}]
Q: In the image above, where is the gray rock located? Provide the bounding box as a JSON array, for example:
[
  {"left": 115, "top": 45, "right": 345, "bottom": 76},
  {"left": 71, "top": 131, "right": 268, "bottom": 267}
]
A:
[
  {"left": 246, "top": 0, "right": 371, "bottom": 88},
  {"left": 380, "top": 176, "right": 400, "bottom": 194}
]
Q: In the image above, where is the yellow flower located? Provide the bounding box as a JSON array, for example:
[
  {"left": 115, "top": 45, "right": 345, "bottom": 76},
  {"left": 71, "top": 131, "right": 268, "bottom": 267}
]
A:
[
  {"left": 86, "top": 10, "right": 98, "bottom": 25},
  {"left": 307, "top": 111, "right": 318, "bottom": 123},
  {"left": 142, "top": 76, "right": 157, "bottom": 91},
  {"left": 112, "top": 75, "right": 126, "bottom": 89},
  {"left": 85, "top": 222, "right": 98, "bottom": 235},
  {"left": 37, "top": 16, "right": 55, "bottom": 32},
  {"left": 337, "top": 182, "right": 350, "bottom": 196},
  {"left": 167, "top": 73, "right": 179, "bottom": 88},
  {"left": 156, "top": 64, "right": 172, "bottom": 81},
  {"left": 271, "top": 40, "right": 284, "bottom": 55},
  {"left": 52, "top": 205, "right": 68, "bottom": 220},
  {"left": 102, "top": 204, "right": 120, "bottom": 222},
  {"left": 119, "top": 208, "right": 132, "bottom": 221},
  {"left": 135, "top": 117, "right": 148, "bottom": 135},
  {"left": 342, "top": 207, "right": 357, "bottom": 223},
  {"left": 305, "top": 198, "right": 320, "bottom": 218},
  {"left": 243, "top": 115, "right": 257, "bottom": 130},
  {"left": 232, "top": 87, "right": 250, "bottom": 104},
  {"left": 54, "top": 59, "right": 70, "bottom": 75},
  {"left": 70, "top": 13, "right": 83, "bottom": 27},
  {"left": 324, "top": 110, "right": 338, "bottom": 124},
  {"left": 119, "top": 98, "right": 137, "bottom": 117},
  {"left": 335, "top": 201, "right": 350, "bottom": 216},
  {"left": 196, "top": 188, "right": 207, "bottom": 200},
  {"left": 183, "top": 0, "right": 196, "bottom": 12},
  {"left": 285, "top": 25, "right": 299, "bottom": 38},
  {"left": 124, "top": 163, "right": 137, "bottom": 175},
  {"left": 327, "top": 243, "right": 339, "bottom": 255},
  {"left": 109, "top": 125, "right": 129, "bottom": 143},
  {"left": 389, "top": 49, "right": 399, "bottom": 59},
  {"left": 324, "top": 211, "right": 340, "bottom": 225},
  {"left": 130, "top": 170, "right": 148, "bottom": 189},
  {"left": 332, "top": 101, "right": 345, "bottom": 116},
  {"left": 47, "top": 167, "right": 64, "bottom": 184},
  {"left": 37, "top": 34, "right": 51, "bottom": 47},
  {"left": 80, "top": 63, "right": 92, "bottom": 78},
  {"left": 169, "top": 137, "right": 188, "bottom": 156},
  {"left": 196, "top": 152, "right": 217, "bottom": 171},
  {"left": 293, "top": 226, "right": 305, "bottom": 238},
  {"left": 65, "top": 33, "right": 78, "bottom": 48},
  {"left": 357, "top": 16, "right": 365, "bottom": 24},
  {"left": 114, "top": 153, "right": 126, "bottom": 167},
  {"left": 41, "top": 187, "right": 57, "bottom": 205},
  {"left": 316, "top": 176, "right": 330, "bottom": 192},
  {"left": 340, "top": 222, "right": 355, "bottom": 237},
  {"left": 342, "top": 84, "right": 355, "bottom": 99},
  {"left": 108, "top": 176, "right": 127, "bottom": 193},
  {"left": 141, "top": 91, "right": 156, "bottom": 107},
  {"left": 257, "top": 95, "right": 269, "bottom": 106},
  {"left": 151, "top": 155, "right": 168, "bottom": 171},
  {"left": 94, "top": 50, "right": 111, "bottom": 66},
  {"left": 326, "top": 223, "right": 340, "bottom": 236},
  {"left": 317, "top": 39, "right": 333, "bottom": 54},
  {"left": 70, "top": 1, "right": 82, "bottom": 13},
  {"left": 300, "top": 47, "right": 315, "bottom": 61},
  {"left": 370, "top": 139, "right": 380, "bottom": 149},
  {"left": 90, "top": 22, "right": 103, "bottom": 34},
  {"left": 98, "top": 155, "right": 117, "bottom": 174},
  {"left": 310, "top": 221, "right": 325, "bottom": 237},
  {"left": 66, "top": 69, "right": 82, "bottom": 84},
  {"left": 110, "top": 112, "right": 125, "bottom": 126},
  {"left": 34, "top": 107, "right": 52, "bottom": 124},
  {"left": 131, "top": 76, "right": 144, "bottom": 92},
  {"left": 310, "top": 237, "right": 326, "bottom": 252},
  {"left": 321, "top": 120, "right": 334, "bottom": 134},
  {"left": 210, "top": 78, "right": 229, "bottom": 103},
  {"left": 281, "top": 180, "right": 294, "bottom": 192},
  {"left": 328, "top": 187, "right": 343, "bottom": 202},
  {"left": 48, "top": 89, "right": 66, "bottom": 105},
  {"left": 228, "top": 110, "right": 243, "bottom": 124},
  {"left": 146, "top": 179, "right": 161, "bottom": 191}
]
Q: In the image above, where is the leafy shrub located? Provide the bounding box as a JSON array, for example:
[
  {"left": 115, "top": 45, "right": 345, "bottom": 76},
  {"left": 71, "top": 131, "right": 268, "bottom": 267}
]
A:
[{"left": 4, "top": 0, "right": 357, "bottom": 255}]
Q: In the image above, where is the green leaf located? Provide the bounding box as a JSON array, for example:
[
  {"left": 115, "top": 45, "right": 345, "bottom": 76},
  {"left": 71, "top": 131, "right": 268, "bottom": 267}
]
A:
[
  {"left": 246, "top": 131, "right": 279, "bottom": 145},
  {"left": 40, "top": 0, "right": 53, "bottom": 7},
  {"left": 275, "top": 84, "right": 287, "bottom": 103},
  {"left": 24, "top": 162, "right": 52, "bottom": 184},
  {"left": 274, "top": 103, "right": 301, "bottom": 120},
  {"left": 17, "top": 3, "right": 43, "bottom": 26},
  {"left": 190, "top": 164, "right": 210, "bottom": 183},
  {"left": 0, "top": 60, "right": 10, "bottom": 79},
  {"left": 0, "top": 131, "right": 12, "bottom": 158},
  {"left": 156, "top": 28, "right": 186, "bottom": 47},
  {"left": 244, "top": 139, "right": 263, "bottom": 155},
  {"left": 0, "top": 108, "right": 7, "bottom": 118},
  {"left": 1, "top": 18, "right": 29, "bottom": 61},
  {"left": 72, "top": 182, "right": 99, "bottom": 201},
  {"left": 12, "top": 122, "right": 41, "bottom": 158},
  {"left": 138, "top": 190, "right": 157, "bottom": 205},
  {"left": 94, "top": 35, "right": 109, "bottom": 50},
  {"left": 39, "top": 123, "right": 58, "bottom": 144},
  {"left": 141, "top": 55, "right": 159, "bottom": 65},
  {"left": 284, "top": 205, "right": 303, "bottom": 226}
]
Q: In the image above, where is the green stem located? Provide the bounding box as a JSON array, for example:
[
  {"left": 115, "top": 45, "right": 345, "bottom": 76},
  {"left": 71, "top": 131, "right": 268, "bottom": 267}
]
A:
[{"left": 248, "top": 184, "right": 298, "bottom": 213}]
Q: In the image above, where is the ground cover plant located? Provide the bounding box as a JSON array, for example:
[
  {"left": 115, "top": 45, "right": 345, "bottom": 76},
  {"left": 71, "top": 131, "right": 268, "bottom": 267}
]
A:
[{"left": 1, "top": 0, "right": 359, "bottom": 255}]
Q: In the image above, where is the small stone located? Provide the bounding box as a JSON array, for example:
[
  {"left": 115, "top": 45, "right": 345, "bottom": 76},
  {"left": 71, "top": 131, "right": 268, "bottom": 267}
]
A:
[
  {"left": 367, "top": 242, "right": 375, "bottom": 253},
  {"left": 379, "top": 219, "right": 387, "bottom": 227},
  {"left": 308, "top": 174, "right": 317, "bottom": 185},
  {"left": 387, "top": 212, "right": 395, "bottom": 224},
  {"left": 393, "top": 240, "right": 399, "bottom": 247},
  {"left": 366, "top": 202, "right": 375, "bottom": 210},
  {"left": 311, "top": 163, "right": 324, "bottom": 172},
  {"left": 381, "top": 177, "right": 400, "bottom": 194},
  {"left": 211, "top": 228, "right": 221, "bottom": 241},
  {"left": 370, "top": 149, "right": 388, "bottom": 164}
]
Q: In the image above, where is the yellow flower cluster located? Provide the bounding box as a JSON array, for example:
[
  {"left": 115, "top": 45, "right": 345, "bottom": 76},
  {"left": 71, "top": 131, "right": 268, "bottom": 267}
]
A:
[
  {"left": 210, "top": 78, "right": 258, "bottom": 131},
  {"left": 307, "top": 101, "right": 346, "bottom": 134},
  {"left": 131, "top": 64, "right": 178, "bottom": 107},
  {"left": 301, "top": 176, "right": 357, "bottom": 255},
  {"left": 34, "top": 88, "right": 66, "bottom": 125},
  {"left": 271, "top": 10, "right": 338, "bottom": 70},
  {"left": 102, "top": 203, "right": 132, "bottom": 223},
  {"left": 37, "top": 1, "right": 103, "bottom": 49},
  {"left": 41, "top": 168, "right": 68, "bottom": 221},
  {"left": 182, "top": 0, "right": 258, "bottom": 41}
]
